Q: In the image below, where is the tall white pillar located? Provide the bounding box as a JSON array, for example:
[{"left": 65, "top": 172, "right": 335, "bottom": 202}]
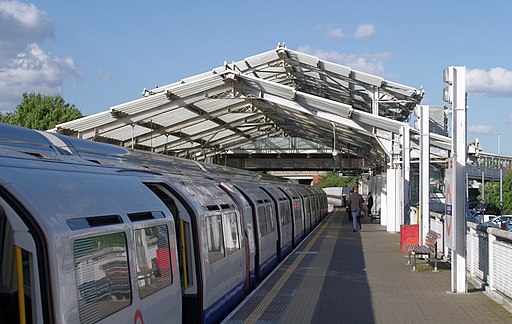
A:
[
  {"left": 386, "top": 168, "right": 402, "bottom": 232},
  {"left": 445, "top": 66, "right": 467, "bottom": 294},
  {"left": 419, "top": 105, "right": 430, "bottom": 244},
  {"left": 401, "top": 125, "right": 411, "bottom": 224},
  {"left": 380, "top": 173, "right": 387, "bottom": 226}
]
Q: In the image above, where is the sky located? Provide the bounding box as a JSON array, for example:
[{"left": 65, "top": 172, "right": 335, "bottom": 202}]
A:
[{"left": 1, "top": 0, "right": 512, "bottom": 155}]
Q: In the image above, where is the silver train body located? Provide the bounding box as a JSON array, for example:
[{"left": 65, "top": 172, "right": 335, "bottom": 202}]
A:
[{"left": 0, "top": 123, "right": 328, "bottom": 324}]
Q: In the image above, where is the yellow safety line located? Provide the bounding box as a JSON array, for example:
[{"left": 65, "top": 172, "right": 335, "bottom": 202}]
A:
[
  {"left": 15, "top": 246, "right": 26, "bottom": 324},
  {"left": 180, "top": 219, "right": 188, "bottom": 288},
  {"left": 243, "top": 215, "right": 334, "bottom": 324}
]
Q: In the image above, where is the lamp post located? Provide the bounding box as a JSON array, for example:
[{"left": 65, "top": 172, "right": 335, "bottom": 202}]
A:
[{"left": 497, "top": 131, "right": 503, "bottom": 211}]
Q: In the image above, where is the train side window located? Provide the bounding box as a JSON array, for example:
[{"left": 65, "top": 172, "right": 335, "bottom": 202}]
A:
[
  {"left": 223, "top": 212, "right": 240, "bottom": 254},
  {"left": 73, "top": 233, "right": 131, "bottom": 324},
  {"left": 206, "top": 215, "right": 224, "bottom": 263},
  {"left": 134, "top": 225, "right": 173, "bottom": 299},
  {"left": 256, "top": 206, "right": 267, "bottom": 236}
]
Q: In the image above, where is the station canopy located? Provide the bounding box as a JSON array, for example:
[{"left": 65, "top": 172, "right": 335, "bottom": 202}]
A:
[{"left": 54, "top": 45, "right": 449, "bottom": 169}]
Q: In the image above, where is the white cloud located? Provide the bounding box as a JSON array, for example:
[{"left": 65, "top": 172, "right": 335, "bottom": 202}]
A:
[
  {"left": 97, "top": 69, "right": 112, "bottom": 80},
  {"left": 466, "top": 67, "right": 512, "bottom": 97},
  {"left": 297, "top": 46, "right": 391, "bottom": 76},
  {"left": 468, "top": 124, "right": 496, "bottom": 135},
  {"left": 0, "top": 1, "right": 81, "bottom": 112},
  {"left": 355, "top": 24, "right": 375, "bottom": 39},
  {"left": 0, "top": 1, "right": 53, "bottom": 60},
  {"left": 326, "top": 27, "right": 344, "bottom": 39}
]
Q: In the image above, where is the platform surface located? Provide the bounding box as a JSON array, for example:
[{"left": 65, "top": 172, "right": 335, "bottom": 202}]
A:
[{"left": 222, "top": 209, "right": 512, "bottom": 323}]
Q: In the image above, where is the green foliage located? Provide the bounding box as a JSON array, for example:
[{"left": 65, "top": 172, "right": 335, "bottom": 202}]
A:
[
  {"left": 0, "top": 92, "right": 83, "bottom": 130},
  {"left": 503, "top": 173, "right": 512, "bottom": 214},
  {"left": 315, "top": 171, "right": 358, "bottom": 189},
  {"left": 482, "top": 181, "right": 501, "bottom": 207},
  {"left": 479, "top": 172, "right": 512, "bottom": 214}
]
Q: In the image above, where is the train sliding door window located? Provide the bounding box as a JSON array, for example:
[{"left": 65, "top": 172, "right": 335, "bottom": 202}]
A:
[
  {"left": 280, "top": 201, "right": 291, "bottom": 226},
  {"left": 256, "top": 206, "right": 268, "bottom": 236},
  {"left": 265, "top": 205, "right": 275, "bottom": 234},
  {"left": 223, "top": 212, "right": 240, "bottom": 254},
  {"left": 73, "top": 233, "right": 131, "bottom": 324},
  {"left": 206, "top": 214, "right": 225, "bottom": 263},
  {"left": 134, "top": 225, "right": 173, "bottom": 299}
]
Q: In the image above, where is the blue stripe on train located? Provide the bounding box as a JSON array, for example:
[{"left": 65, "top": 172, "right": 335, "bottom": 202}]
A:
[
  {"left": 250, "top": 269, "right": 256, "bottom": 289},
  {"left": 204, "top": 279, "right": 245, "bottom": 324},
  {"left": 259, "top": 254, "right": 277, "bottom": 281},
  {"left": 281, "top": 240, "right": 292, "bottom": 259}
]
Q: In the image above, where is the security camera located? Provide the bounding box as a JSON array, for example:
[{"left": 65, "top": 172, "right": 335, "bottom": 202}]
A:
[{"left": 332, "top": 150, "right": 338, "bottom": 157}]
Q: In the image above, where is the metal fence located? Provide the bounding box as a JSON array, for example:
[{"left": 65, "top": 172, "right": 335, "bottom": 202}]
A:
[{"left": 429, "top": 213, "right": 512, "bottom": 308}]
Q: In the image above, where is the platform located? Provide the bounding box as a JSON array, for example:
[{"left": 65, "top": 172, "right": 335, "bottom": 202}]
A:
[{"left": 222, "top": 209, "right": 512, "bottom": 323}]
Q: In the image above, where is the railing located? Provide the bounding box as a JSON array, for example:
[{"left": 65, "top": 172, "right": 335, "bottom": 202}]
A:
[{"left": 428, "top": 213, "right": 512, "bottom": 309}]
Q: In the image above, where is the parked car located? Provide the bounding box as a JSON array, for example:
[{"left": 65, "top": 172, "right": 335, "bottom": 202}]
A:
[{"left": 483, "top": 215, "right": 512, "bottom": 230}]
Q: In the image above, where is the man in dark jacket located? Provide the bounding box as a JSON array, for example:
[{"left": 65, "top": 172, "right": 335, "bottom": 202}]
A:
[
  {"left": 347, "top": 187, "right": 364, "bottom": 232},
  {"left": 367, "top": 191, "right": 374, "bottom": 215}
]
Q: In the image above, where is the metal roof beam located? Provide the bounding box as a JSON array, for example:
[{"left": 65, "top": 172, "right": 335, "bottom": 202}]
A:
[
  {"left": 131, "top": 100, "right": 253, "bottom": 145},
  {"left": 152, "top": 113, "right": 268, "bottom": 152},
  {"left": 61, "top": 76, "right": 235, "bottom": 139}
]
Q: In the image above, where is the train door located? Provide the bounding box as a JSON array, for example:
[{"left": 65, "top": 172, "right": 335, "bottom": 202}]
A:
[
  {"left": 233, "top": 184, "right": 277, "bottom": 283},
  {"left": 144, "top": 184, "right": 200, "bottom": 324},
  {"left": 261, "top": 186, "right": 293, "bottom": 261},
  {"left": 0, "top": 197, "right": 46, "bottom": 323},
  {"left": 128, "top": 212, "right": 181, "bottom": 324},
  {"left": 295, "top": 187, "right": 312, "bottom": 234},
  {"left": 218, "top": 182, "right": 256, "bottom": 291},
  {"left": 202, "top": 205, "right": 245, "bottom": 323}
]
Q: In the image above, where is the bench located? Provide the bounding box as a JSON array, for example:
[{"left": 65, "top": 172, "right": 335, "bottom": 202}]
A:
[{"left": 405, "top": 230, "right": 441, "bottom": 272}]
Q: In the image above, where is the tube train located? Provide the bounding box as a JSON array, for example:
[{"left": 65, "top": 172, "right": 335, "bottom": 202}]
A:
[{"left": 0, "top": 123, "right": 328, "bottom": 324}]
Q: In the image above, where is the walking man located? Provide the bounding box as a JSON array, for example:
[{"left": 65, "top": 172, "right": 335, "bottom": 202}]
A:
[
  {"left": 367, "top": 191, "right": 374, "bottom": 215},
  {"left": 347, "top": 187, "right": 364, "bottom": 232}
]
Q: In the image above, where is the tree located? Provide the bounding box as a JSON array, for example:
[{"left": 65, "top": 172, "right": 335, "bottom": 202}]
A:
[
  {"left": 0, "top": 92, "right": 83, "bottom": 130},
  {"left": 314, "top": 171, "right": 358, "bottom": 189},
  {"left": 479, "top": 172, "right": 512, "bottom": 214}
]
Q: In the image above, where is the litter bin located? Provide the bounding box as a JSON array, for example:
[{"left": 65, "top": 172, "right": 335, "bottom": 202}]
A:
[{"left": 400, "top": 224, "right": 419, "bottom": 252}]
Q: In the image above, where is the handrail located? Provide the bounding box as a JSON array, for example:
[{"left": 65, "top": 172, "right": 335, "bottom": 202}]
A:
[
  {"left": 467, "top": 221, "right": 512, "bottom": 241},
  {"left": 15, "top": 246, "right": 26, "bottom": 324}
]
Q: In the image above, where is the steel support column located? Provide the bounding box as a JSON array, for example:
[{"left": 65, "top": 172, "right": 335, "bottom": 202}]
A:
[
  {"left": 419, "top": 105, "right": 430, "bottom": 244},
  {"left": 449, "top": 66, "right": 467, "bottom": 293}
]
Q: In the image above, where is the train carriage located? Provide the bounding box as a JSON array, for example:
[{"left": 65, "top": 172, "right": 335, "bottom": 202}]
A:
[
  {"left": 141, "top": 180, "right": 247, "bottom": 324},
  {"left": 0, "top": 150, "right": 182, "bottom": 324}
]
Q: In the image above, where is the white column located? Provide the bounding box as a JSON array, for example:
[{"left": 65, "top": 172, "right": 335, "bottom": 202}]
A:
[
  {"left": 380, "top": 173, "right": 387, "bottom": 226},
  {"left": 386, "top": 169, "right": 401, "bottom": 232},
  {"left": 401, "top": 125, "right": 411, "bottom": 224},
  {"left": 446, "top": 66, "right": 467, "bottom": 294},
  {"left": 419, "top": 105, "right": 430, "bottom": 244}
]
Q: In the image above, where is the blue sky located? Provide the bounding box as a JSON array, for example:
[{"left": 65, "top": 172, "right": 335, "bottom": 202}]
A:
[{"left": 1, "top": 0, "right": 512, "bottom": 155}]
